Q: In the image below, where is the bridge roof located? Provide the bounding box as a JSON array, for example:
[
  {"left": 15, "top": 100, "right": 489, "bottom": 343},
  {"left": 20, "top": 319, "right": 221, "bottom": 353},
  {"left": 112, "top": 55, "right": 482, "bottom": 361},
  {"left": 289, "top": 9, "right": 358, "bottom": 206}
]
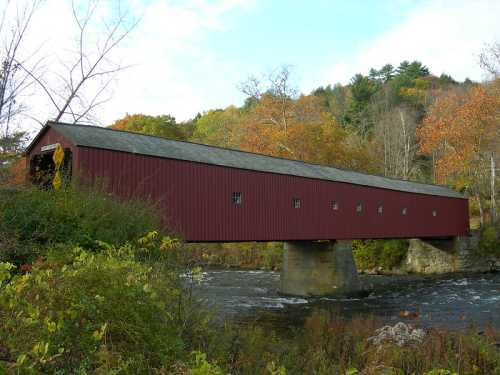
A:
[{"left": 41, "top": 122, "right": 464, "bottom": 199}]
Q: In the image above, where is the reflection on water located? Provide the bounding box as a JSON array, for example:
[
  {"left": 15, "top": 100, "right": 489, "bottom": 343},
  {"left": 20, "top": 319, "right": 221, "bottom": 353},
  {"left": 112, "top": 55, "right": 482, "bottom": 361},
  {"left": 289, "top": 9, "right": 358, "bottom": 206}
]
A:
[{"left": 187, "top": 270, "right": 500, "bottom": 330}]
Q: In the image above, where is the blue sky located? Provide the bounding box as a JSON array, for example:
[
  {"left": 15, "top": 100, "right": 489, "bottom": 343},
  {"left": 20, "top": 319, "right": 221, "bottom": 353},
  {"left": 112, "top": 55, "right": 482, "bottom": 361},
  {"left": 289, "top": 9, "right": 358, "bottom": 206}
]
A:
[
  {"left": 204, "top": 1, "right": 415, "bottom": 86},
  {"left": 15, "top": 0, "right": 500, "bottom": 130}
]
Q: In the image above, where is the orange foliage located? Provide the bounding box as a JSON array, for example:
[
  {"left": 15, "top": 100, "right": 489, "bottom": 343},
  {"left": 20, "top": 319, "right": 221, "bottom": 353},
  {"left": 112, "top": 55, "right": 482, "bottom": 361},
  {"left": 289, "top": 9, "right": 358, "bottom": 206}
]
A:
[
  {"left": 7, "top": 157, "right": 27, "bottom": 186},
  {"left": 239, "top": 108, "right": 378, "bottom": 173},
  {"left": 190, "top": 92, "right": 379, "bottom": 174},
  {"left": 109, "top": 113, "right": 146, "bottom": 130},
  {"left": 418, "top": 85, "right": 499, "bottom": 187}
]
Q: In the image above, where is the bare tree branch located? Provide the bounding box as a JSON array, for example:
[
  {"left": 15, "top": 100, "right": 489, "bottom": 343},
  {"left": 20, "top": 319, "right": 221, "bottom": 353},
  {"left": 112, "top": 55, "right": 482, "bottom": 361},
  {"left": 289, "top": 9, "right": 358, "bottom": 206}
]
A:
[
  {"left": 480, "top": 42, "right": 500, "bottom": 78},
  {"left": 11, "top": 0, "right": 139, "bottom": 127},
  {"left": 0, "top": 0, "right": 42, "bottom": 141}
]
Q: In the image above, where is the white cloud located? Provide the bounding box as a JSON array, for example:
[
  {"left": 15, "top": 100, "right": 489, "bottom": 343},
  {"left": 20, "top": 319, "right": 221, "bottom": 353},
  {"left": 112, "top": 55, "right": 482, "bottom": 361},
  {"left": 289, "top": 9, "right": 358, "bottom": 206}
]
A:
[
  {"left": 12, "top": 0, "right": 254, "bottom": 134},
  {"left": 325, "top": 0, "right": 500, "bottom": 84},
  {"left": 98, "top": 0, "right": 256, "bottom": 124}
]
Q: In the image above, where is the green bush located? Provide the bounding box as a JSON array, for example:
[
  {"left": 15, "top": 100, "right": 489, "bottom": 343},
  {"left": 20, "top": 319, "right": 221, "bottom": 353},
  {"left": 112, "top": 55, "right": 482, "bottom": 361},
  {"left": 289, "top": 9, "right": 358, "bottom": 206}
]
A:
[
  {"left": 189, "top": 351, "right": 226, "bottom": 375},
  {"left": 0, "top": 244, "right": 185, "bottom": 374},
  {"left": 478, "top": 224, "right": 500, "bottom": 257},
  {"left": 379, "top": 240, "right": 409, "bottom": 270},
  {"left": 353, "top": 240, "right": 408, "bottom": 271},
  {"left": 353, "top": 240, "right": 380, "bottom": 270},
  {"left": 261, "top": 242, "right": 283, "bottom": 270},
  {"left": 184, "top": 242, "right": 283, "bottom": 270},
  {"left": 0, "top": 187, "right": 161, "bottom": 265}
]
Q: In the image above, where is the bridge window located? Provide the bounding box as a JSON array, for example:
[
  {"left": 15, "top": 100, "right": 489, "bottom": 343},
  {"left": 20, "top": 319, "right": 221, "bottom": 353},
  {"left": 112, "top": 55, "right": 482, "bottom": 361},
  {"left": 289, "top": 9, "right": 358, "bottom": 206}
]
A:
[
  {"left": 402, "top": 207, "right": 407, "bottom": 215},
  {"left": 292, "top": 198, "right": 301, "bottom": 209},
  {"left": 331, "top": 200, "right": 338, "bottom": 210},
  {"left": 432, "top": 209, "right": 437, "bottom": 217},
  {"left": 356, "top": 203, "right": 363, "bottom": 213},
  {"left": 378, "top": 205, "right": 383, "bottom": 214},
  {"left": 232, "top": 192, "right": 242, "bottom": 205}
]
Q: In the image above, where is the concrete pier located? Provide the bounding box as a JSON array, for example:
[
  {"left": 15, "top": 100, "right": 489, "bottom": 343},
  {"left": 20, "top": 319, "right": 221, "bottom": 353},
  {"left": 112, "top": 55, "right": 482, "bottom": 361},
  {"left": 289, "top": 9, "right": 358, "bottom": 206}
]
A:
[{"left": 280, "top": 240, "right": 361, "bottom": 297}]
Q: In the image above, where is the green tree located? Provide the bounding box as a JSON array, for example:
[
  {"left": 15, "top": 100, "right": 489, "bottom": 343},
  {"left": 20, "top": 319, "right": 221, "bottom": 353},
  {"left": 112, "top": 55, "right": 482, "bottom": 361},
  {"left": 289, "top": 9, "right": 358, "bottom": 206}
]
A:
[
  {"left": 190, "top": 107, "right": 243, "bottom": 148},
  {"left": 369, "top": 64, "right": 395, "bottom": 83},
  {"left": 0, "top": 130, "right": 27, "bottom": 183},
  {"left": 345, "top": 74, "right": 378, "bottom": 135},
  {"left": 109, "top": 113, "right": 187, "bottom": 140}
]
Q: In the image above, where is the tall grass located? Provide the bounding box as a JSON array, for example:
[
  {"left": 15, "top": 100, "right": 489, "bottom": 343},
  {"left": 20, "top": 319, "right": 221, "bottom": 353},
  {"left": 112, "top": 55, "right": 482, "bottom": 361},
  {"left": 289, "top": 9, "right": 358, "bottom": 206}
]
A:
[{"left": 203, "top": 311, "right": 500, "bottom": 375}]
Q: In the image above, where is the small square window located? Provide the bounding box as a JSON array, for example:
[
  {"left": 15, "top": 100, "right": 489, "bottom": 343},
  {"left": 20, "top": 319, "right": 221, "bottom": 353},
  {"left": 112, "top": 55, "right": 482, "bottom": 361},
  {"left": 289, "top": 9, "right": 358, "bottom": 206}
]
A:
[
  {"left": 356, "top": 203, "right": 363, "bottom": 213},
  {"left": 378, "top": 205, "right": 383, "bottom": 214},
  {"left": 292, "top": 198, "right": 301, "bottom": 209},
  {"left": 232, "top": 192, "right": 242, "bottom": 205},
  {"left": 402, "top": 207, "right": 407, "bottom": 215},
  {"left": 432, "top": 209, "right": 437, "bottom": 217},
  {"left": 331, "top": 200, "right": 338, "bottom": 210}
]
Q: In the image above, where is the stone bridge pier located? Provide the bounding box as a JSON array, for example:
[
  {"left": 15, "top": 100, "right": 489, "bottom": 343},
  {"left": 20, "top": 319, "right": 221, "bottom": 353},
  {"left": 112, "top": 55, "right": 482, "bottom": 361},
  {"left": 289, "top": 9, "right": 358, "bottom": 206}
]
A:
[
  {"left": 280, "top": 240, "right": 362, "bottom": 297},
  {"left": 406, "top": 235, "right": 487, "bottom": 273}
]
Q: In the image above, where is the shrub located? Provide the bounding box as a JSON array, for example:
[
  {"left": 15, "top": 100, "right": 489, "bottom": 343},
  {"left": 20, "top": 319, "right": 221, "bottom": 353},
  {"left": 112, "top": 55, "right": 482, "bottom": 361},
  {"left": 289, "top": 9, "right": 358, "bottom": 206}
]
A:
[
  {"left": 261, "top": 242, "right": 283, "bottom": 270},
  {"left": 379, "top": 240, "right": 409, "bottom": 270},
  {"left": 184, "top": 242, "right": 283, "bottom": 270},
  {"left": 189, "top": 351, "right": 226, "bottom": 375},
  {"left": 0, "top": 245, "right": 185, "bottom": 374},
  {"left": 353, "top": 240, "right": 380, "bottom": 270},
  {"left": 0, "top": 187, "right": 161, "bottom": 265},
  {"left": 478, "top": 224, "right": 499, "bottom": 257},
  {"left": 353, "top": 240, "right": 408, "bottom": 271}
]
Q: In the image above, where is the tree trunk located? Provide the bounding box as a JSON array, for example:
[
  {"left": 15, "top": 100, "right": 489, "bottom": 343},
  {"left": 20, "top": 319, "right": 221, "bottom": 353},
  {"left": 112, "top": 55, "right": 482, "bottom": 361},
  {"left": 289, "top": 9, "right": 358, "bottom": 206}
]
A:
[
  {"left": 383, "top": 124, "right": 388, "bottom": 176},
  {"left": 477, "top": 194, "right": 484, "bottom": 227},
  {"left": 491, "top": 153, "right": 497, "bottom": 222},
  {"left": 399, "top": 109, "right": 409, "bottom": 180}
]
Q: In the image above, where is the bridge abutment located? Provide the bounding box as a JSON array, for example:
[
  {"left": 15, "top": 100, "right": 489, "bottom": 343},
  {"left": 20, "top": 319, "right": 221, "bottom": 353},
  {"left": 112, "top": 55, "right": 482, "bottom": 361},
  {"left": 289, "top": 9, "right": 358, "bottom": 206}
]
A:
[
  {"left": 280, "top": 240, "right": 361, "bottom": 297},
  {"left": 405, "top": 235, "right": 489, "bottom": 273}
]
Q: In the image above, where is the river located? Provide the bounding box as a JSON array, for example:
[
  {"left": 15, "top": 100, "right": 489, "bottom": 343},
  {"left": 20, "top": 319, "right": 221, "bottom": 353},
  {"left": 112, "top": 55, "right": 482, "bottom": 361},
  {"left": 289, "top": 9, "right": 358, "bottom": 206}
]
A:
[{"left": 188, "top": 270, "right": 500, "bottom": 330}]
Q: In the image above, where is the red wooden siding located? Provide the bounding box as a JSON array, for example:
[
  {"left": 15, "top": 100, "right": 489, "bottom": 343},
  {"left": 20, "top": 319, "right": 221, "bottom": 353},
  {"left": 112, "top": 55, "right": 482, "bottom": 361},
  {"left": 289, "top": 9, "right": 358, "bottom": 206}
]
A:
[
  {"left": 26, "top": 127, "right": 469, "bottom": 242},
  {"left": 73, "top": 146, "right": 469, "bottom": 242}
]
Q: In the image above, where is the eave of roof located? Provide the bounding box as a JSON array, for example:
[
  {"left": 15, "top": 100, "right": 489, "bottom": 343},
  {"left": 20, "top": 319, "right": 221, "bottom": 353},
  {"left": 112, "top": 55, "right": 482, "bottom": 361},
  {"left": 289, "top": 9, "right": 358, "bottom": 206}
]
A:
[{"left": 31, "top": 121, "right": 466, "bottom": 199}]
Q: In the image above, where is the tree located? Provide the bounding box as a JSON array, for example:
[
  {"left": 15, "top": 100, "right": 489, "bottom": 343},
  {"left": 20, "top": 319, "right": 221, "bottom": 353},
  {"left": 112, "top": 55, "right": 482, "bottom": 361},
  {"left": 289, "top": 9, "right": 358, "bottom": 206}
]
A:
[
  {"left": 110, "top": 113, "right": 185, "bottom": 141},
  {"left": 239, "top": 65, "right": 298, "bottom": 134},
  {"left": 286, "top": 113, "right": 378, "bottom": 172},
  {"left": 0, "top": 129, "right": 27, "bottom": 183},
  {"left": 397, "top": 60, "right": 429, "bottom": 79},
  {"left": 191, "top": 107, "right": 242, "bottom": 148},
  {"left": 345, "top": 74, "right": 378, "bottom": 135},
  {"left": 480, "top": 43, "right": 500, "bottom": 222},
  {"left": 480, "top": 42, "right": 500, "bottom": 78},
  {"left": 18, "top": 0, "right": 138, "bottom": 125},
  {"left": 369, "top": 64, "right": 395, "bottom": 83},
  {"left": 311, "top": 84, "right": 350, "bottom": 125},
  {"left": 0, "top": 0, "right": 42, "bottom": 130},
  {"left": 0, "top": 0, "right": 42, "bottom": 184},
  {"left": 374, "top": 107, "right": 420, "bottom": 180},
  {"left": 417, "top": 85, "right": 499, "bottom": 225},
  {"left": 438, "top": 74, "right": 457, "bottom": 85}
]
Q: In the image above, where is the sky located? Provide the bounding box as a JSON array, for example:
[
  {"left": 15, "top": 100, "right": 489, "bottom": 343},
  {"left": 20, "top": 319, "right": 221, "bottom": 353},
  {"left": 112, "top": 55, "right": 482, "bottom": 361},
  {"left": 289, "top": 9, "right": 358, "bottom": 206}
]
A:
[{"left": 7, "top": 0, "right": 500, "bottom": 133}]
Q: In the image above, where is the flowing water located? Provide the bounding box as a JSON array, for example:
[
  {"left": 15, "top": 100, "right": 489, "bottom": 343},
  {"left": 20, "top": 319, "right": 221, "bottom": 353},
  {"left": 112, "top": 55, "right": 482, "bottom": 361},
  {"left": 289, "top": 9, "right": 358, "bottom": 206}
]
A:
[{"left": 187, "top": 270, "right": 500, "bottom": 330}]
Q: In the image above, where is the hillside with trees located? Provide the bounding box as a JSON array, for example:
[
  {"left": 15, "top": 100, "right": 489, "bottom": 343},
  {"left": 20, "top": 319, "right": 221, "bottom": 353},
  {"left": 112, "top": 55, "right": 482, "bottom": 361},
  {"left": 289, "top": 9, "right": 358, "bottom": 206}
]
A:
[{"left": 109, "top": 59, "right": 499, "bottom": 228}]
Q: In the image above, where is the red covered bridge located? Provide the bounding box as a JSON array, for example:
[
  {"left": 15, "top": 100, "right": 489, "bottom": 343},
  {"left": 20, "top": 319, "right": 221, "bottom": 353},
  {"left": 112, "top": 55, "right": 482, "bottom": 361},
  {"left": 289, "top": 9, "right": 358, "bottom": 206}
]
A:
[
  {"left": 26, "top": 122, "right": 470, "bottom": 295},
  {"left": 26, "top": 121, "right": 469, "bottom": 242}
]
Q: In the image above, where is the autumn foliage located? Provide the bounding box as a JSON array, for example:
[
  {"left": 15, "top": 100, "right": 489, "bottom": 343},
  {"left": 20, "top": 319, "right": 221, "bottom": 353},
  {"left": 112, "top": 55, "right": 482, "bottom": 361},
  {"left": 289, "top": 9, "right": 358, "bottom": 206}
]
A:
[{"left": 418, "top": 85, "right": 499, "bottom": 189}]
